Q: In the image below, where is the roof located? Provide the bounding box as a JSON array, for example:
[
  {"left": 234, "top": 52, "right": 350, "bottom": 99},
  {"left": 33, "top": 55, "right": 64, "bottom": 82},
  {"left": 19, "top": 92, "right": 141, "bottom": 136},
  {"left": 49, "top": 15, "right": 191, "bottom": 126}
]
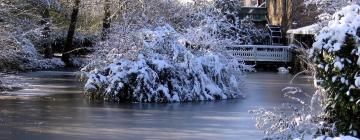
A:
[{"left": 287, "top": 24, "right": 320, "bottom": 35}]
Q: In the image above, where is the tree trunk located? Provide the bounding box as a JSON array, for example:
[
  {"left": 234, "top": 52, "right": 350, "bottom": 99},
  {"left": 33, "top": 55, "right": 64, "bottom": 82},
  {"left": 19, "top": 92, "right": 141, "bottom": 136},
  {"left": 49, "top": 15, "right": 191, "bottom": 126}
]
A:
[
  {"left": 62, "top": 0, "right": 81, "bottom": 66},
  {"left": 41, "top": 7, "right": 53, "bottom": 58},
  {"left": 101, "top": 0, "right": 111, "bottom": 41}
]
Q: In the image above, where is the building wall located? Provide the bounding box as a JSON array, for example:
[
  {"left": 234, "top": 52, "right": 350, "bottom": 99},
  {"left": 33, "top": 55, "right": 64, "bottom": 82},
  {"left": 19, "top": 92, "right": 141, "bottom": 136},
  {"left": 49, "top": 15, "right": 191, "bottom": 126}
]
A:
[
  {"left": 267, "top": 0, "right": 317, "bottom": 31},
  {"left": 267, "top": 0, "right": 289, "bottom": 28},
  {"left": 240, "top": 0, "right": 318, "bottom": 31}
]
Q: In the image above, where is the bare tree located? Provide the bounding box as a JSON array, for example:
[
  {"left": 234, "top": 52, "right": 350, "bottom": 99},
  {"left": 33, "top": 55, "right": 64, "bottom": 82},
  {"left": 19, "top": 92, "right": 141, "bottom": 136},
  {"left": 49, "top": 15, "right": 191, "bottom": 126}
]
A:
[
  {"left": 101, "top": 0, "right": 111, "bottom": 40},
  {"left": 41, "top": 4, "right": 52, "bottom": 58},
  {"left": 62, "top": 0, "right": 81, "bottom": 66}
]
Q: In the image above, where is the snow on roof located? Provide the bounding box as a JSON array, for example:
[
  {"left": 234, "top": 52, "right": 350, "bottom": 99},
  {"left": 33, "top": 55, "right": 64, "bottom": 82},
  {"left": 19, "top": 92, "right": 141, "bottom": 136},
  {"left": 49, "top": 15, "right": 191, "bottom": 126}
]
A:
[{"left": 287, "top": 24, "right": 320, "bottom": 35}]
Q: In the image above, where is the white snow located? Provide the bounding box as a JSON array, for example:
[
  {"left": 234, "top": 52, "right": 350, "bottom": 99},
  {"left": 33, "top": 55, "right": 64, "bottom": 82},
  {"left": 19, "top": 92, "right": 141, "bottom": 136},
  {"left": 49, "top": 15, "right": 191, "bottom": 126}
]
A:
[
  {"left": 278, "top": 67, "right": 290, "bottom": 74},
  {"left": 310, "top": 5, "right": 360, "bottom": 138},
  {"left": 84, "top": 24, "right": 248, "bottom": 102},
  {"left": 311, "top": 5, "right": 360, "bottom": 90},
  {"left": 355, "top": 76, "right": 360, "bottom": 87},
  {"left": 287, "top": 24, "right": 321, "bottom": 35},
  {"left": 0, "top": 29, "right": 65, "bottom": 71},
  {"left": 313, "top": 136, "right": 360, "bottom": 140},
  {"left": 312, "top": 5, "right": 360, "bottom": 53},
  {"left": 81, "top": 1, "right": 260, "bottom": 102},
  {"left": 334, "top": 61, "right": 344, "bottom": 70},
  {"left": 177, "top": 0, "right": 194, "bottom": 4},
  {"left": 294, "top": 136, "right": 360, "bottom": 140}
]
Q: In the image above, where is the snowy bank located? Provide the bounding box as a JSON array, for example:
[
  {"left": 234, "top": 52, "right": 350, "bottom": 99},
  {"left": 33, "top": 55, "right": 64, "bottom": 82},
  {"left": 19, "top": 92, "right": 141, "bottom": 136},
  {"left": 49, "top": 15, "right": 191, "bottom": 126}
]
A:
[
  {"left": 313, "top": 136, "right": 360, "bottom": 140},
  {"left": 0, "top": 28, "right": 65, "bottom": 71},
  {"left": 295, "top": 136, "right": 360, "bottom": 140}
]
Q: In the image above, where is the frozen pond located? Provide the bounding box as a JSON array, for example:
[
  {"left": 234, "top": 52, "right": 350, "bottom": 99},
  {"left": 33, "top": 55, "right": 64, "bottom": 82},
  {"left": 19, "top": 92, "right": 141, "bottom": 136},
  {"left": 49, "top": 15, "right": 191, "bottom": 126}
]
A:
[{"left": 0, "top": 71, "right": 314, "bottom": 140}]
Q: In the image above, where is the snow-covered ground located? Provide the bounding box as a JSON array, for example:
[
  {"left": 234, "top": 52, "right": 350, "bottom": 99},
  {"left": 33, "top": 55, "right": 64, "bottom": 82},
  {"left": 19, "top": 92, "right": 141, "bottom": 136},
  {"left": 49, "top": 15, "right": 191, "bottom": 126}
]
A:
[
  {"left": 0, "top": 28, "right": 65, "bottom": 71},
  {"left": 0, "top": 73, "right": 24, "bottom": 92},
  {"left": 313, "top": 136, "right": 360, "bottom": 140}
]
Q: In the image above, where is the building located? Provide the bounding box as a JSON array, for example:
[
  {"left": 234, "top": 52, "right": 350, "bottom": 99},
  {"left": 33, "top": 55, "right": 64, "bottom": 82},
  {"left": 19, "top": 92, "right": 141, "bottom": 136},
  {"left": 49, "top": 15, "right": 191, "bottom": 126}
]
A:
[
  {"left": 286, "top": 23, "right": 319, "bottom": 48},
  {"left": 242, "top": 0, "right": 266, "bottom": 7},
  {"left": 239, "top": 0, "right": 318, "bottom": 45},
  {"left": 267, "top": 0, "right": 317, "bottom": 32}
]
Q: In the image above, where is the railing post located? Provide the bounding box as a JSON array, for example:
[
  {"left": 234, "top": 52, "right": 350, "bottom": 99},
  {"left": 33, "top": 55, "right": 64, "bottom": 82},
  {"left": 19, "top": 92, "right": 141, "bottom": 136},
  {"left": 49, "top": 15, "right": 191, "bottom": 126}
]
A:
[{"left": 253, "top": 45, "right": 257, "bottom": 62}]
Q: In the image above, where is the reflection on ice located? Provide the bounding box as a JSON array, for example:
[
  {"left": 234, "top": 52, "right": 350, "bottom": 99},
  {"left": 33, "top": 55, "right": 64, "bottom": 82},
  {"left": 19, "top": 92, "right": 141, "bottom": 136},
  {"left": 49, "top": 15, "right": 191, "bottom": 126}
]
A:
[{"left": 0, "top": 71, "right": 314, "bottom": 140}]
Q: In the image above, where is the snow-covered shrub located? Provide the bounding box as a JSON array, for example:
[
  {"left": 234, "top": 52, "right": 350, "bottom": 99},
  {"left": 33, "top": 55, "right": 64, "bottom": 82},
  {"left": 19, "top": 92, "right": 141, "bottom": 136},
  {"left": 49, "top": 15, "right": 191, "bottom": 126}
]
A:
[
  {"left": 0, "top": 0, "right": 68, "bottom": 71},
  {"left": 207, "top": 13, "right": 270, "bottom": 45},
  {"left": 250, "top": 5, "right": 360, "bottom": 139},
  {"left": 237, "top": 17, "right": 270, "bottom": 45},
  {"left": 212, "top": 0, "right": 269, "bottom": 45},
  {"left": 305, "top": 0, "right": 360, "bottom": 28},
  {"left": 312, "top": 136, "right": 360, "bottom": 140},
  {"left": 251, "top": 105, "right": 320, "bottom": 140},
  {"left": 0, "top": 28, "right": 65, "bottom": 71},
  {"left": 310, "top": 5, "right": 360, "bottom": 137},
  {"left": 305, "top": 0, "right": 359, "bottom": 15},
  {"left": 0, "top": 28, "right": 31, "bottom": 71},
  {"left": 76, "top": 0, "right": 265, "bottom": 72},
  {"left": 81, "top": 0, "right": 254, "bottom": 103},
  {"left": 250, "top": 86, "right": 329, "bottom": 140},
  {"left": 84, "top": 25, "right": 245, "bottom": 102},
  {"left": 81, "top": 0, "right": 256, "bottom": 70}
]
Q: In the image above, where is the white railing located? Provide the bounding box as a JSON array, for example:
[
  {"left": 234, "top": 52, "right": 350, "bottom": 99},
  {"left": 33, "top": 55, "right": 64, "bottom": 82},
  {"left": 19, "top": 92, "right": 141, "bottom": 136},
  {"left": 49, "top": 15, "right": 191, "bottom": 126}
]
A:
[{"left": 227, "top": 45, "right": 292, "bottom": 62}]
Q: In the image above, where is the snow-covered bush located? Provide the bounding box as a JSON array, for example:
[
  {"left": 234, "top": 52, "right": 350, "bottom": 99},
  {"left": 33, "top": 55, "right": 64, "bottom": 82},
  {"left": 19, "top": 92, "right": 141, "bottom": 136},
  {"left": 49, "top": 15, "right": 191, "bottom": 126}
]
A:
[
  {"left": 305, "top": 0, "right": 360, "bottom": 14},
  {"left": 0, "top": 0, "right": 67, "bottom": 71},
  {"left": 305, "top": 0, "right": 360, "bottom": 27},
  {"left": 312, "top": 136, "right": 360, "bottom": 140},
  {"left": 207, "top": 12, "right": 270, "bottom": 45},
  {"left": 251, "top": 5, "right": 360, "bottom": 139},
  {"left": 214, "top": 0, "right": 270, "bottom": 45},
  {"left": 0, "top": 29, "right": 29, "bottom": 70},
  {"left": 0, "top": 28, "right": 65, "bottom": 71},
  {"left": 81, "top": 0, "right": 254, "bottom": 103},
  {"left": 250, "top": 83, "right": 359, "bottom": 140},
  {"left": 84, "top": 25, "right": 245, "bottom": 102},
  {"left": 237, "top": 17, "right": 270, "bottom": 45},
  {"left": 250, "top": 86, "right": 329, "bottom": 140},
  {"left": 310, "top": 5, "right": 360, "bottom": 137}
]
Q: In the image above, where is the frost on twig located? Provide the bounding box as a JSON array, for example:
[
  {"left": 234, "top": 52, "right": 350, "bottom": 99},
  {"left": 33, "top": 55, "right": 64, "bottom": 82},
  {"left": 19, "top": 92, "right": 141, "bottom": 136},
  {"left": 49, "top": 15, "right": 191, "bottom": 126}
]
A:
[{"left": 249, "top": 85, "right": 331, "bottom": 140}]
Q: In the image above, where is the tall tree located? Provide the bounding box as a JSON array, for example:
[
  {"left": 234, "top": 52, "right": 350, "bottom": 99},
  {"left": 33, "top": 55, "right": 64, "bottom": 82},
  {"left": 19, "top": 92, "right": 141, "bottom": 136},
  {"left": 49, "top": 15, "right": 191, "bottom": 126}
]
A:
[
  {"left": 41, "top": 5, "right": 52, "bottom": 58},
  {"left": 101, "top": 0, "right": 111, "bottom": 40},
  {"left": 62, "top": 0, "right": 81, "bottom": 66},
  {"left": 27, "top": 0, "right": 60, "bottom": 58}
]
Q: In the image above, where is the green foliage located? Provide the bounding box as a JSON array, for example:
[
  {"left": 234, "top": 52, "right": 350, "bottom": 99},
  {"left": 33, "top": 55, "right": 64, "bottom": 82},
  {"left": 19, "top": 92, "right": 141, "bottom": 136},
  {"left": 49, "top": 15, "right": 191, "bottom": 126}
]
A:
[{"left": 312, "top": 34, "right": 360, "bottom": 137}]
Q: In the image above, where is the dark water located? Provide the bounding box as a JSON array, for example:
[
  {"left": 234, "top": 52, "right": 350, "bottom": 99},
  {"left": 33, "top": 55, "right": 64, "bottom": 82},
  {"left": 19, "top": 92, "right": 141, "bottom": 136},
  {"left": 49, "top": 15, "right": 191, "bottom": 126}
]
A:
[{"left": 0, "top": 71, "right": 314, "bottom": 140}]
